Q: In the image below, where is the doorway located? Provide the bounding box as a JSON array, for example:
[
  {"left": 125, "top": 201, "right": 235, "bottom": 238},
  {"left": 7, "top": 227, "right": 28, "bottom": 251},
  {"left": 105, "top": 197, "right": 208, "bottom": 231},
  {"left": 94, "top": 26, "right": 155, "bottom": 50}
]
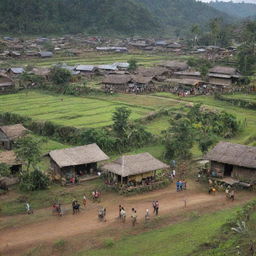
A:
[{"left": 224, "top": 164, "right": 233, "bottom": 177}]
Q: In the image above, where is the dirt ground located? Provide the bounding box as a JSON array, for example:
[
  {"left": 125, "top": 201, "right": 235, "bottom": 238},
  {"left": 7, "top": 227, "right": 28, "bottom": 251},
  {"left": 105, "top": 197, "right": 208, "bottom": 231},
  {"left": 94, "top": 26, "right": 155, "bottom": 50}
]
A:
[{"left": 0, "top": 181, "right": 254, "bottom": 256}]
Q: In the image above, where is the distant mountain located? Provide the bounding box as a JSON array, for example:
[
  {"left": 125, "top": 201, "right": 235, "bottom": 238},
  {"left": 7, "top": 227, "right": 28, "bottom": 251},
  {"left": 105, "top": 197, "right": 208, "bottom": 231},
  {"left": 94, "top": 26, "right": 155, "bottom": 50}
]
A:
[
  {"left": 0, "top": 0, "right": 236, "bottom": 36},
  {"left": 137, "top": 0, "right": 234, "bottom": 32},
  {"left": 209, "top": 1, "right": 256, "bottom": 18}
]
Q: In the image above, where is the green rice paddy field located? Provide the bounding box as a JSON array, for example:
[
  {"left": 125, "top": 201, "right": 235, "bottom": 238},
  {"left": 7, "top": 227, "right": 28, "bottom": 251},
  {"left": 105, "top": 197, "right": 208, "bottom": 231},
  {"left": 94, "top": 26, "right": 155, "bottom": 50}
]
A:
[{"left": 0, "top": 91, "right": 182, "bottom": 129}]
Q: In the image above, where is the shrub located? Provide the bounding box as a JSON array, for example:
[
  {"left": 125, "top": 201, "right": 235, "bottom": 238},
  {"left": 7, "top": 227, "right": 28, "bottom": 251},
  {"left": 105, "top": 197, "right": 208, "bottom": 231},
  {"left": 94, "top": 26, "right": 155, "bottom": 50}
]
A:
[
  {"left": 19, "top": 169, "right": 50, "bottom": 191},
  {"left": 103, "top": 238, "right": 115, "bottom": 248},
  {"left": 49, "top": 67, "right": 72, "bottom": 85}
]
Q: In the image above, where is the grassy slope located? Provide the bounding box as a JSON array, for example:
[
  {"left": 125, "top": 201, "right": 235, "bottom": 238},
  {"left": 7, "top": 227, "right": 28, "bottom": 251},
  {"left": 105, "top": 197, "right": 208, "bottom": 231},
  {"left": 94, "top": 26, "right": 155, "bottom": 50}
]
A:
[{"left": 76, "top": 207, "right": 239, "bottom": 256}]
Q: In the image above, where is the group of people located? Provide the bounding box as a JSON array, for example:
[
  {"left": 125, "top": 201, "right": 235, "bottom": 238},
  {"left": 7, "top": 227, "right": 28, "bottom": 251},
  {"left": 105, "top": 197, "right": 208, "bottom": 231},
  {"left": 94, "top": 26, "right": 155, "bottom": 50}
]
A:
[
  {"left": 117, "top": 201, "right": 160, "bottom": 226},
  {"left": 176, "top": 180, "right": 187, "bottom": 192}
]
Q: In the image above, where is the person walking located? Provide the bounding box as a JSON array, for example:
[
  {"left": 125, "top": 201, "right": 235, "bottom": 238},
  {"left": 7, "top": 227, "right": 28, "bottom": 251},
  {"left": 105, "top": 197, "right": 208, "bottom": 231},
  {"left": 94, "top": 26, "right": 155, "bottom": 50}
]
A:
[
  {"left": 119, "top": 205, "right": 122, "bottom": 219},
  {"left": 131, "top": 208, "right": 137, "bottom": 226},
  {"left": 145, "top": 209, "right": 150, "bottom": 221},
  {"left": 176, "top": 181, "right": 180, "bottom": 192},
  {"left": 155, "top": 201, "right": 159, "bottom": 216},
  {"left": 83, "top": 194, "right": 87, "bottom": 208},
  {"left": 120, "top": 207, "right": 126, "bottom": 223},
  {"left": 172, "top": 169, "right": 176, "bottom": 178},
  {"left": 25, "top": 202, "right": 33, "bottom": 214},
  {"left": 152, "top": 201, "right": 156, "bottom": 214}
]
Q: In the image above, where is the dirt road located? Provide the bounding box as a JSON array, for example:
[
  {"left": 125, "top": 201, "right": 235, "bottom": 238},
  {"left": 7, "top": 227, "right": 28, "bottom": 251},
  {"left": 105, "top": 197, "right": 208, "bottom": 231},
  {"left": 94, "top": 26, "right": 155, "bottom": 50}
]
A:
[{"left": 0, "top": 185, "right": 253, "bottom": 255}]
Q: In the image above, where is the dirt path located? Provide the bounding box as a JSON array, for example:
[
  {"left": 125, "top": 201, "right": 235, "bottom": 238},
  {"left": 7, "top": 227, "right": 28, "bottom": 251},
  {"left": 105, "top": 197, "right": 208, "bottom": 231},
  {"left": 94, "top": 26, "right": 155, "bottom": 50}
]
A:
[{"left": 0, "top": 185, "right": 253, "bottom": 255}]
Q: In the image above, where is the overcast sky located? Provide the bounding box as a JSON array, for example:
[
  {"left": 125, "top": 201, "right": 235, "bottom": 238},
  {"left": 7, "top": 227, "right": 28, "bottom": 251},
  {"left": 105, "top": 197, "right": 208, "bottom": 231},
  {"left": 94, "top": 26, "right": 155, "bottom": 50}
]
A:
[{"left": 200, "top": 0, "right": 256, "bottom": 3}]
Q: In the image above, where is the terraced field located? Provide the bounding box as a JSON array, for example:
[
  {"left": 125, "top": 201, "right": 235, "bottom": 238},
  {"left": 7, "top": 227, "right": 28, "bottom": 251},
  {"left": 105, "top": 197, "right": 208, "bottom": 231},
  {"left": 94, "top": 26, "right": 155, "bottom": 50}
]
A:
[
  {"left": 224, "top": 93, "right": 256, "bottom": 103},
  {"left": 0, "top": 91, "right": 182, "bottom": 128},
  {"left": 1, "top": 52, "right": 189, "bottom": 68},
  {"left": 0, "top": 91, "right": 158, "bottom": 128}
]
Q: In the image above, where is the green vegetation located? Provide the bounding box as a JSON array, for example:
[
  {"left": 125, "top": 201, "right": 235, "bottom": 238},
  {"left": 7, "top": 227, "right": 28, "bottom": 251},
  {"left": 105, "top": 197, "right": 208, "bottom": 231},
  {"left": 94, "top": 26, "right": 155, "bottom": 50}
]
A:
[
  {"left": 0, "top": 91, "right": 152, "bottom": 128},
  {"left": 0, "top": 0, "right": 158, "bottom": 35},
  {"left": 209, "top": 1, "right": 256, "bottom": 18},
  {"left": 0, "top": 0, "right": 234, "bottom": 36},
  {"left": 76, "top": 207, "right": 239, "bottom": 256},
  {"left": 49, "top": 67, "right": 72, "bottom": 85},
  {"left": 19, "top": 169, "right": 50, "bottom": 192},
  {"left": 0, "top": 163, "right": 11, "bottom": 177},
  {"left": 15, "top": 136, "right": 42, "bottom": 171}
]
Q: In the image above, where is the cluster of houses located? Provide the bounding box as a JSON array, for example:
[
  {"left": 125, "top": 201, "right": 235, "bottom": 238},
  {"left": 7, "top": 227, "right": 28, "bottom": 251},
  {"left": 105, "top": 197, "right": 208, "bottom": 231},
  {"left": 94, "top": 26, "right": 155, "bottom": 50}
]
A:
[
  {"left": 0, "top": 124, "right": 256, "bottom": 190},
  {"left": 0, "top": 124, "right": 170, "bottom": 188},
  {"left": 102, "top": 61, "right": 242, "bottom": 95},
  {"left": 0, "top": 59, "right": 242, "bottom": 95}
]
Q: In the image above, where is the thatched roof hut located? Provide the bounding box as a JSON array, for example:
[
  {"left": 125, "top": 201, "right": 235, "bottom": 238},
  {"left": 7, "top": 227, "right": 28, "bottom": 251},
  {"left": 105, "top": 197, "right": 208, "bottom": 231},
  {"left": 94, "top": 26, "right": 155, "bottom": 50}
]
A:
[
  {"left": 205, "top": 142, "right": 256, "bottom": 169},
  {"left": 0, "top": 124, "right": 28, "bottom": 141},
  {"left": 0, "top": 151, "right": 21, "bottom": 166},
  {"left": 208, "top": 66, "right": 238, "bottom": 76},
  {"left": 102, "top": 75, "right": 131, "bottom": 85},
  {"left": 101, "top": 153, "right": 169, "bottom": 178},
  {"left": 158, "top": 61, "right": 188, "bottom": 71},
  {"left": 49, "top": 143, "right": 109, "bottom": 169},
  {"left": 204, "top": 142, "right": 256, "bottom": 180}
]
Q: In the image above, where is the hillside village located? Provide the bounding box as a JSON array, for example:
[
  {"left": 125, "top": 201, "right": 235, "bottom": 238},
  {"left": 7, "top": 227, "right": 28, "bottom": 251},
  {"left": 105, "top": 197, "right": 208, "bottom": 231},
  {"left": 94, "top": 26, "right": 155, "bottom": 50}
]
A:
[{"left": 1, "top": 1, "right": 256, "bottom": 256}]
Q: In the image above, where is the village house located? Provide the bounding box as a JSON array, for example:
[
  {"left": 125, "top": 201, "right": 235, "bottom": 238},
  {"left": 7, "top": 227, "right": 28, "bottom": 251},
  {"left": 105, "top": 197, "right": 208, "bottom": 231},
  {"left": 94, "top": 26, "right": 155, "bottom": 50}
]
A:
[
  {"left": 136, "top": 66, "right": 170, "bottom": 81},
  {"left": 165, "top": 78, "right": 204, "bottom": 95},
  {"left": 48, "top": 144, "right": 109, "bottom": 181},
  {"left": 0, "top": 124, "right": 28, "bottom": 150},
  {"left": 0, "top": 74, "right": 14, "bottom": 94},
  {"left": 205, "top": 142, "right": 256, "bottom": 183},
  {"left": 131, "top": 75, "right": 155, "bottom": 92},
  {"left": 7, "top": 67, "right": 25, "bottom": 76},
  {"left": 173, "top": 71, "right": 201, "bottom": 80},
  {"left": 158, "top": 61, "right": 189, "bottom": 72},
  {"left": 208, "top": 66, "right": 241, "bottom": 87},
  {"left": 38, "top": 51, "right": 53, "bottom": 58},
  {"left": 0, "top": 151, "right": 22, "bottom": 175},
  {"left": 102, "top": 75, "right": 132, "bottom": 92},
  {"left": 101, "top": 153, "right": 170, "bottom": 185},
  {"left": 75, "top": 65, "right": 98, "bottom": 75}
]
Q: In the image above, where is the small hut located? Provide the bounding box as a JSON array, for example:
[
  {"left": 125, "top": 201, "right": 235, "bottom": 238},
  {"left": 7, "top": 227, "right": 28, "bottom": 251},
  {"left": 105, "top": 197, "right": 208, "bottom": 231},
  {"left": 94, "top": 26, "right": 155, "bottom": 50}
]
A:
[
  {"left": 0, "top": 124, "right": 28, "bottom": 150},
  {"left": 204, "top": 142, "right": 256, "bottom": 181},
  {"left": 208, "top": 66, "right": 241, "bottom": 87},
  {"left": 102, "top": 75, "right": 132, "bottom": 92},
  {"left": 0, "top": 74, "right": 14, "bottom": 94},
  {"left": 49, "top": 144, "right": 109, "bottom": 179},
  {"left": 101, "top": 153, "right": 170, "bottom": 185},
  {"left": 0, "top": 151, "right": 22, "bottom": 174},
  {"left": 158, "top": 61, "right": 189, "bottom": 72}
]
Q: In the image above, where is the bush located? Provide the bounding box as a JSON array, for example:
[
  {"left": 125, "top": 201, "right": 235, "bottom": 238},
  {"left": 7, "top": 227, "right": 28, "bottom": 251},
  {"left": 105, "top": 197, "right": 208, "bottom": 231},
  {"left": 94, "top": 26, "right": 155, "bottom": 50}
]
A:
[
  {"left": 49, "top": 67, "right": 72, "bottom": 85},
  {"left": 103, "top": 238, "right": 115, "bottom": 248},
  {"left": 20, "top": 169, "right": 50, "bottom": 191}
]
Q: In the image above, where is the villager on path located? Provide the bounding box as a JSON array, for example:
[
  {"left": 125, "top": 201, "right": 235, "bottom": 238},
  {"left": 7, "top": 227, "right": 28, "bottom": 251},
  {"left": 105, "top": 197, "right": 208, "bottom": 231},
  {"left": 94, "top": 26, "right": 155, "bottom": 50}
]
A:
[
  {"left": 120, "top": 207, "right": 126, "bottom": 223},
  {"left": 145, "top": 209, "right": 150, "bottom": 221},
  {"left": 131, "top": 208, "right": 137, "bottom": 226},
  {"left": 152, "top": 201, "right": 156, "bottom": 214},
  {"left": 155, "top": 201, "right": 159, "bottom": 216},
  {"left": 25, "top": 202, "right": 33, "bottom": 215},
  {"left": 83, "top": 194, "right": 87, "bottom": 208}
]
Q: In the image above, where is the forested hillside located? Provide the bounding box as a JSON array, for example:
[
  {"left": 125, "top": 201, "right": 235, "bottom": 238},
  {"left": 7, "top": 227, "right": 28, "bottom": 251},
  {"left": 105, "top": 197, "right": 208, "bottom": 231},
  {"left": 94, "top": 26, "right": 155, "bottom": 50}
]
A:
[
  {"left": 209, "top": 1, "right": 256, "bottom": 18},
  {"left": 137, "top": 0, "right": 233, "bottom": 34},
  {"left": 0, "top": 0, "right": 235, "bottom": 35},
  {"left": 0, "top": 0, "right": 158, "bottom": 35}
]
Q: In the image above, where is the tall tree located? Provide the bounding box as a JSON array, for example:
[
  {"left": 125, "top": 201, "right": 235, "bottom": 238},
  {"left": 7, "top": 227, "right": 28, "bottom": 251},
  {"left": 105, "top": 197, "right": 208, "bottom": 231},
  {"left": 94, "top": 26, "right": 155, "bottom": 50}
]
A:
[{"left": 15, "top": 136, "right": 42, "bottom": 171}]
